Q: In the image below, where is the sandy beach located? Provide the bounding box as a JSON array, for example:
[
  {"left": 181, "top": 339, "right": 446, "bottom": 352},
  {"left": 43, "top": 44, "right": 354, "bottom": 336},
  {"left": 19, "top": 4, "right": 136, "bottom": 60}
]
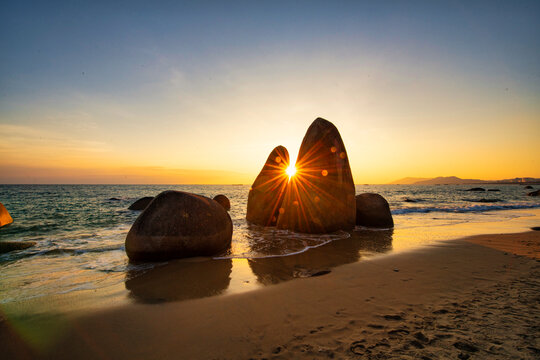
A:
[{"left": 2, "top": 230, "right": 539, "bottom": 359}]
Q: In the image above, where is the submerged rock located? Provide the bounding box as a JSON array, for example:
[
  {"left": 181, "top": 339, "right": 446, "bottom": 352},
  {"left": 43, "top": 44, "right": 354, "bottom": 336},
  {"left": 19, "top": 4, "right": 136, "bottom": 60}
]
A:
[
  {"left": 528, "top": 190, "right": 540, "bottom": 197},
  {"left": 247, "top": 146, "right": 290, "bottom": 226},
  {"left": 487, "top": 189, "right": 500, "bottom": 192},
  {"left": 277, "top": 118, "right": 356, "bottom": 233},
  {"left": 0, "top": 241, "right": 35, "bottom": 253},
  {"left": 464, "top": 198, "right": 502, "bottom": 203},
  {"left": 213, "top": 194, "right": 231, "bottom": 211},
  {"left": 0, "top": 202, "right": 13, "bottom": 228},
  {"left": 465, "top": 187, "right": 486, "bottom": 192},
  {"left": 355, "top": 193, "right": 394, "bottom": 228},
  {"left": 403, "top": 198, "right": 422, "bottom": 203},
  {"left": 125, "top": 191, "right": 233, "bottom": 261},
  {"left": 128, "top": 197, "right": 154, "bottom": 210}
]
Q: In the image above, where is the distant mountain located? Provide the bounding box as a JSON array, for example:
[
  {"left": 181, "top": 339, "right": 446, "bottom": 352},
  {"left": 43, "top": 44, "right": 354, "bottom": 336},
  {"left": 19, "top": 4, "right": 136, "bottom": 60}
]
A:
[
  {"left": 413, "top": 176, "right": 486, "bottom": 185},
  {"left": 388, "top": 177, "right": 431, "bottom": 185},
  {"left": 388, "top": 176, "right": 540, "bottom": 185}
]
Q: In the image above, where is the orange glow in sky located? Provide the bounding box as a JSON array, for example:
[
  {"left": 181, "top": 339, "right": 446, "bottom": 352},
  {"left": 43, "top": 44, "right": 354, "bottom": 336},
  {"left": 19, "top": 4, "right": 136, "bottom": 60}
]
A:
[{"left": 1, "top": 3, "right": 539, "bottom": 184}]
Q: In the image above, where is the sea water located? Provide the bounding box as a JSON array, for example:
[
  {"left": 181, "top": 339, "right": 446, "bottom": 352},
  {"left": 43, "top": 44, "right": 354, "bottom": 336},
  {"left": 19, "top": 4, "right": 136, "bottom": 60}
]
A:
[{"left": 0, "top": 184, "right": 539, "bottom": 311}]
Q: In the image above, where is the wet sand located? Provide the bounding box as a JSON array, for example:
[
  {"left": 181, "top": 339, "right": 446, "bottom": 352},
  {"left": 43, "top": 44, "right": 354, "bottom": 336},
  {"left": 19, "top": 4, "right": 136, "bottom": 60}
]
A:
[{"left": 2, "top": 231, "right": 539, "bottom": 359}]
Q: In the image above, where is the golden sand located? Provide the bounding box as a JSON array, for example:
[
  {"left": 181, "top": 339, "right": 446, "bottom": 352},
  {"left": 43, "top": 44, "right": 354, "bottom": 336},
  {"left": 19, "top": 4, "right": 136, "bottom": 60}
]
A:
[{"left": 2, "top": 231, "right": 539, "bottom": 359}]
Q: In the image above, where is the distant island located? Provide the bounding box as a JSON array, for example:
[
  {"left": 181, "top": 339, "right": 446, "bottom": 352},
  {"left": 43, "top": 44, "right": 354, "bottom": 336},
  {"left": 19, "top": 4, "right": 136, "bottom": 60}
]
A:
[{"left": 388, "top": 176, "right": 540, "bottom": 185}]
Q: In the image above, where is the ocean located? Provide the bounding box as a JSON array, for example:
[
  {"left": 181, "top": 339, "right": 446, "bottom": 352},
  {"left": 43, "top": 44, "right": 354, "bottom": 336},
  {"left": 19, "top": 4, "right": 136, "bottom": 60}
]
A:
[{"left": 1, "top": 184, "right": 539, "bottom": 312}]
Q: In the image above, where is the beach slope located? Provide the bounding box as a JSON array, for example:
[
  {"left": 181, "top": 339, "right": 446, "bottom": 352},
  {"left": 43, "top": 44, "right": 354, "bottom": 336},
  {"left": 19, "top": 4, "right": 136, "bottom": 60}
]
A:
[{"left": 2, "top": 231, "right": 539, "bottom": 359}]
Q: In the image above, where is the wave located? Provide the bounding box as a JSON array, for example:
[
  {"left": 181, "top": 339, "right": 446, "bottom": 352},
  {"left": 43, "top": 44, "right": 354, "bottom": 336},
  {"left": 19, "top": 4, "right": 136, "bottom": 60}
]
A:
[
  {"left": 215, "top": 230, "right": 351, "bottom": 260},
  {"left": 392, "top": 203, "right": 540, "bottom": 215},
  {"left": 37, "top": 245, "right": 124, "bottom": 256}
]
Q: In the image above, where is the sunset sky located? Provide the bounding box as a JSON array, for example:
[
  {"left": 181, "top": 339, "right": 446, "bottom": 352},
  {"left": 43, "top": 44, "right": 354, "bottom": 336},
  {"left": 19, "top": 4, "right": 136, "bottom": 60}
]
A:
[{"left": 1, "top": 1, "right": 539, "bottom": 184}]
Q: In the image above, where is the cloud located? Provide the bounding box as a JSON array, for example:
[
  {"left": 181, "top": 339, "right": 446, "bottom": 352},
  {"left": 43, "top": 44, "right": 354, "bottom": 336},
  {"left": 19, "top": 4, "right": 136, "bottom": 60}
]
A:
[
  {"left": 0, "top": 124, "right": 111, "bottom": 167},
  {"left": 0, "top": 164, "right": 252, "bottom": 184}
]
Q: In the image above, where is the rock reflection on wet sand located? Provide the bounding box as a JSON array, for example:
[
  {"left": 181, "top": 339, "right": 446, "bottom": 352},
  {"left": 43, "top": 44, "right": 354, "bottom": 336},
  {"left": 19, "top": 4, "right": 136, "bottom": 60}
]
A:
[
  {"left": 125, "top": 258, "right": 232, "bottom": 303},
  {"left": 249, "top": 229, "right": 393, "bottom": 285},
  {"left": 125, "top": 229, "right": 393, "bottom": 303}
]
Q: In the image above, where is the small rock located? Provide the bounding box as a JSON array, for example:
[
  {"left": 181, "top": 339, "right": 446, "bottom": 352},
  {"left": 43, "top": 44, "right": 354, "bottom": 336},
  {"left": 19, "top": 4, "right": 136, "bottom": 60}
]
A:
[
  {"left": 524, "top": 185, "right": 533, "bottom": 189},
  {"left": 393, "top": 268, "right": 399, "bottom": 272},
  {"left": 108, "top": 197, "right": 122, "bottom": 201},
  {"left": 128, "top": 197, "right": 154, "bottom": 210},
  {"left": 0, "top": 241, "right": 36, "bottom": 253},
  {"left": 213, "top": 194, "right": 231, "bottom": 211},
  {"left": 355, "top": 193, "right": 394, "bottom": 228},
  {"left": 527, "top": 189, "right": 540, "bottom": 197},
  {"left": 465, "top": 187, "right": 485, "bottom": 192},
  {"left": 487, "top": 189, "right": 500, "bottom": 192}
]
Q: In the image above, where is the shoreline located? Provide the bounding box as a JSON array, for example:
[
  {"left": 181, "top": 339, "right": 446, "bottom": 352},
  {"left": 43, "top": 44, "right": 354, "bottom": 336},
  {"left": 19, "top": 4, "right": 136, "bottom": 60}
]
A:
[{"left": 2, "top": 230, "right": 539, "bottom": 359}]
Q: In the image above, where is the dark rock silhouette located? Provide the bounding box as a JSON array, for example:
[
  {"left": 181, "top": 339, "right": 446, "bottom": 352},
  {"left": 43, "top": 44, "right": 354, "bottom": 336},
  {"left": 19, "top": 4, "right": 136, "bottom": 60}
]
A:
[
  {"left": 213, "top": 194, "right": 231, "bottom": 211},
  {"left": 0, "top": 202, "right": 13, "bottom": 228},
  {"left": 524, "top": 185, "right": 533, "bottom": 189},
  {"left": 464, "top": 198, "right": 502, "bottom": 203},
  {"left": 0, "top": 241, "right": 35, "bottom": 253},
  {"left": 247, "top": 146, "right": 290, "bottom": 226},
  {"left": 108, "top": 197, "right": 122, "bottom": 201},
  {"left": 465, "top": 188, "right": 486, "bottom": 192},
  {"left": 528, "top": 190, "right": 540, "bottom": 197},
  {"left": 128, "top": 197, "right": 154, "bottom": 210},
  {"left": 277, "top": 118, "right": 356, "bottom": 233},
  {"left": 487, "top": 189, "right": 500, "bottom": 192},
  {"left": 355, "top": 193, "right": 394, "bottom": 228},
  {"left": 125, "top": 191, "right": 233, "bottom": 261},
  {"left": 403, "top": 198, "right": 422, "bottom": 203}
]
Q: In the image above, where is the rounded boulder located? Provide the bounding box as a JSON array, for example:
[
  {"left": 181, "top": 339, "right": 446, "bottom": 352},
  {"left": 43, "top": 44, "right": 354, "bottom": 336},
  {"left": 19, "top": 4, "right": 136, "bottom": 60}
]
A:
[
  {"left": 355, "top": 193, "right": 394, "bottom": 228},
  {"left": 126, "top": 191, "right": 233, "bottom": 261},
  {"left": 213, "top": 194, "right": 231, "bottom": 211},
  {"left": 128, "top": 196, "right": 154, "bottom": 210}
]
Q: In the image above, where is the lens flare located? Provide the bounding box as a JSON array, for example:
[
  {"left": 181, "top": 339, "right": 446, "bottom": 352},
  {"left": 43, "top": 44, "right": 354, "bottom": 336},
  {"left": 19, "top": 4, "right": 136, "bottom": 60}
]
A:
[{"left": 286, "top": 165, "right": 296, "bottom": 178}]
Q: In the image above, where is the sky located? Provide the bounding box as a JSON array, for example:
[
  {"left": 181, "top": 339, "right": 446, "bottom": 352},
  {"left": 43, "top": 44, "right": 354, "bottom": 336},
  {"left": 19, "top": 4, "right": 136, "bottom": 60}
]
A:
[{"left": 1, "top": 1, "right": 539, "bottom": 184}]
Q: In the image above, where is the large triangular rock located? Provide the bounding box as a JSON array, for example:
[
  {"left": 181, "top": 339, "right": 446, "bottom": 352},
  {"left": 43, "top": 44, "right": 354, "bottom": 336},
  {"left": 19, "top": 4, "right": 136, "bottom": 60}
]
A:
[
  {"left": 246, "top": 146, "right": 290, "bottom": 226},
  {"left": 276, "top": 118, "right": 355, "bottom": 233}
]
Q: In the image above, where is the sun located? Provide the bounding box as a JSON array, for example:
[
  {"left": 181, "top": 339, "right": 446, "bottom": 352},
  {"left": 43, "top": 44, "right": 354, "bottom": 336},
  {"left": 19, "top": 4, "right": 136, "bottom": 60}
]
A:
[{"left": 286, "top": 164, "right": 297, "bottom": 178}]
